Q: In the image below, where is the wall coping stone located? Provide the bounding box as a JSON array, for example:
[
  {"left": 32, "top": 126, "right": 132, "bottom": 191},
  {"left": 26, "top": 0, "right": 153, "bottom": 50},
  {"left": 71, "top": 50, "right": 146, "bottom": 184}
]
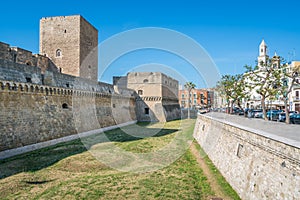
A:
[{"left": 200, "top": 113, "right": 300, "bottom": 149}]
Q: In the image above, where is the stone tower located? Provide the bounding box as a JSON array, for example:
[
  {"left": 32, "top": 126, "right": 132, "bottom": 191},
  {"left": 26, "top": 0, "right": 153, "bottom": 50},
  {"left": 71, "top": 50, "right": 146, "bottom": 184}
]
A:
[
  {"left": 257, "top": 39, "right": 269, "bottom": 67},
  {"left": 40, "top": 15, "right": 98, "bottom": 81}
]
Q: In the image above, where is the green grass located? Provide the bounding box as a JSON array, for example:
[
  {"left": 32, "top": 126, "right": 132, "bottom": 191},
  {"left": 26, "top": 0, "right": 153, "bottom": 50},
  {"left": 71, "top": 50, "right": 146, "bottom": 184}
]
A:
[
  {"left": 0, "top": 119, "right": 238, "bottom": 199},
  {"left": 193, "top": 141, "right": 241, "bottom": 200}
]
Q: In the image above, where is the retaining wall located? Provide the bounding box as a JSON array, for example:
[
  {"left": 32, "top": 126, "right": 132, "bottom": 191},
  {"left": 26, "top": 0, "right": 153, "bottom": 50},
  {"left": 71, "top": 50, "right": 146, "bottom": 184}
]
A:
[{"left": 194, "top": 114, "right": 300, "bottom": 200}]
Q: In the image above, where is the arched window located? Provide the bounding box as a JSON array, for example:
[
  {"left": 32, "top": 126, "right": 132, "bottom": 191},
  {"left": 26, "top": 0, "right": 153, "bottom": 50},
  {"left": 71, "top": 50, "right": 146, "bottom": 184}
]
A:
[
  {"left": 56, "top": 49, "right": 62, "bottom": 57},
  {"left": 62, "top": 103, "right": 68, "bottom": 109},
  {"left": 143, "top": 79, "right": 149, "bottom": 83}
]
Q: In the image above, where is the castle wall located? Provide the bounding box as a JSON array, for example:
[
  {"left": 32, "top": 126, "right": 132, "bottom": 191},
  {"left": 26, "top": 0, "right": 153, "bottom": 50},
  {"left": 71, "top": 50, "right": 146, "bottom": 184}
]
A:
[
  {"left": 0, "top": 42, "right": 58, "bottom": 74},
  {"left": 0, "top": 58, "right": 136, "bottom": 154},
  {"left": 126, "top": 72, "right": 180, "bottom": 122},
  {"left": 0, "top": 81, "right": 136, "bottom": 152},
  {"left": 194, "top": 114, "right": 300, "bottom": 200}
]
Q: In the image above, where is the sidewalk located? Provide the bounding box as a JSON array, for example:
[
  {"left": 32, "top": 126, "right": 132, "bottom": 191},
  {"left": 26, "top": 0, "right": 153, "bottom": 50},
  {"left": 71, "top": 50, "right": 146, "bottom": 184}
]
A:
[{"left": 204, "top": 112, "right": 300, "bottom": 146}]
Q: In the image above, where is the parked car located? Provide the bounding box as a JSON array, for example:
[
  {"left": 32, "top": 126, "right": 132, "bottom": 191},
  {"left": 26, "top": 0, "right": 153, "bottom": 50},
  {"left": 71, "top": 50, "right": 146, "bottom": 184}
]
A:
[
  {"left": 233, "top": 108, "right": 244, "bottom": 115},
  {"left": 273, "top": 112, "right": 286, "bottom": 122},
  {"left": 254, "top": 111, "right": 263, "bottom": 118},
  {"left": 290, "top": 114, "right": 300, "bottom": 124},
  {"left": 267, "top": 110, "right": 283, "bottom": 120},
  {"left": 248, "top": 109, "right": 263, "bottom": 118},
  {"left": 289, "top": 111, "right": 299, "bottom": 116}
]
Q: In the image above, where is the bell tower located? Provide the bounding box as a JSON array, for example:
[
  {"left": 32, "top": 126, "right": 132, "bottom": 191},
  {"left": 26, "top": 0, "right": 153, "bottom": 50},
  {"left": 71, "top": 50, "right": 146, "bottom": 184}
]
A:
[{"left": 257, "top": 39, "right": 269, "bottom": 67}]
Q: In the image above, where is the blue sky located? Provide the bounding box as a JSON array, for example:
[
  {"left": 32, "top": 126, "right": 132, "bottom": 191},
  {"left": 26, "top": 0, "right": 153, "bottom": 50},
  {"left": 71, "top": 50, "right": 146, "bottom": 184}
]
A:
[{"left": 1, "top": 0, "right": 300, "bottom": 87}]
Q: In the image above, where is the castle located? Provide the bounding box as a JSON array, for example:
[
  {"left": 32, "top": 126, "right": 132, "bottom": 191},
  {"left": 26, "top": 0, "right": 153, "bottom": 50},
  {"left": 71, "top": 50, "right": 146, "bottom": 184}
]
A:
[{"left": 0, "top": 15, "right": 180, "bottom": 158}]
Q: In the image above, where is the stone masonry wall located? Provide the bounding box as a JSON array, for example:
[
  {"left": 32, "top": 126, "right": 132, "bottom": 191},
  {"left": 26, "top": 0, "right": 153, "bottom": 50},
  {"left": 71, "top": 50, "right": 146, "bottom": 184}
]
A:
[
  {"left": 0, "top": 80, "right": 136, "bottom": 152},
  {"left": 126, "top": 72, "right": 180, "bottom": 122},
  {"left": 0, "top": 41, "right": 58, "bottom": 74},
  {"left": 0, "top": 59, "right": 136, "bottom": 153},
  {"left": 194, "top": 114, "right": 300, "bottom": 200},
  {"left": 40, "top": 15, "right": 98, "bottom": 81}
]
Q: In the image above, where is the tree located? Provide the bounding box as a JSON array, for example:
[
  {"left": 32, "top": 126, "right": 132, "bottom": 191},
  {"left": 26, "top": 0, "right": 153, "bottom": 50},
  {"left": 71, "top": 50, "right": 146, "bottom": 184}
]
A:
[
  {"left": 277, "top": 63, "right": 300, "bottom": 124},
  {"left": 216, "top": 74, "right": 248, "bottom": 114},
  {"left": 244, "top": 57, "right": 282, "bottom": 120},
  {"left": 184, "top": 82, "right": 196, "bottom": 119}
]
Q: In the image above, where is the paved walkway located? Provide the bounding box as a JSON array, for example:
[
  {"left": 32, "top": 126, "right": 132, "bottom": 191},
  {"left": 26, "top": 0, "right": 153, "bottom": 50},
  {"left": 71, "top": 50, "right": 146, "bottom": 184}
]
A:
[{"left": 204, "top": 112, "right": 300, "bottom": 147}]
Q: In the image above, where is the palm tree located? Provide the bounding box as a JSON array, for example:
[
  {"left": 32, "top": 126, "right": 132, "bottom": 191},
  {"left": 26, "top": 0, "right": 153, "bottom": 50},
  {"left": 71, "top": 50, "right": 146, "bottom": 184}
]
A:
[{"left": 184, "top": 82, "right": 196, "bottom": 119}]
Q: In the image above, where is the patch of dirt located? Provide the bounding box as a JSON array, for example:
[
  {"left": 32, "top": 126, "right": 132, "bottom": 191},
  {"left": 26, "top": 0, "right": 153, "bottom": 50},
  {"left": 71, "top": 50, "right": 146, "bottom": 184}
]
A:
[{"left": 189, "top": 143, "right": 231, "bottom": 200}]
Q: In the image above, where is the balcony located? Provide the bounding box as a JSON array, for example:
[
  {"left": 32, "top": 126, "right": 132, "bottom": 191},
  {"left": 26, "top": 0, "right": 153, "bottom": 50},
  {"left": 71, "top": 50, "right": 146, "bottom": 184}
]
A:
[
  {"left": 293, "top": 96, "right": 300, "bottom": 102},
  {"left": 293, "top": 83, "right": 300, "bottom": 89}
]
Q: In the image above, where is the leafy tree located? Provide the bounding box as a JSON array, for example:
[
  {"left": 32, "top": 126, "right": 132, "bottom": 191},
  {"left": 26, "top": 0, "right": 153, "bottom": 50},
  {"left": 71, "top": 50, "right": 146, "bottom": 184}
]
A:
[
  {"left": 244, "top": 57, "right": 282, "bottom": 120},
  {"left": 216, "top": 74, "right": 248, "bottom": 114},
  {"left": 184, "top": 82, "right": 196, "bottom": 119},
  {"left": 277, "top": 63, "right": 300, "bottom": 123}
]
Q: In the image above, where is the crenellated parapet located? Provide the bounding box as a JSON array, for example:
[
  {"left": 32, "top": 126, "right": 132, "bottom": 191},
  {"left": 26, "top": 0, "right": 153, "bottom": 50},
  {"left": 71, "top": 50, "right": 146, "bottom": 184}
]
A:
[
  {"left": 0, "top": 41, "right": 59, "bottom": 74},
  {"left": 0, "top": 80, "right": 134, "bottom": 100}
]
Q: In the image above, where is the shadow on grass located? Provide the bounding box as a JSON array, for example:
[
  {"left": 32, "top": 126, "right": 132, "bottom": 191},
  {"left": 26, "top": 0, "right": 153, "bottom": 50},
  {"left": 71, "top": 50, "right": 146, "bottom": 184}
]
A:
[{"left": 0, "top": 124, "right": 178, "bottom": 179}]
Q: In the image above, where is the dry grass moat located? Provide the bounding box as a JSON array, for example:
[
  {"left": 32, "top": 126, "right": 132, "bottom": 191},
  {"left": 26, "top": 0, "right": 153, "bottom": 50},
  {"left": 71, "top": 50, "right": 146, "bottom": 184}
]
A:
[{"left": 0, "top": 119, "right": 240, "bottom": 200}]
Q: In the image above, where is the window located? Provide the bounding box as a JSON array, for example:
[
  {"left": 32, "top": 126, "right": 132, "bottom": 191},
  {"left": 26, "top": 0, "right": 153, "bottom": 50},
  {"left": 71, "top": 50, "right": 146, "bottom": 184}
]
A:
[
  {"left": 143, "top": 79, "right": 149, "bottom": 83},
  {"left": 138, "top": 90, "right": 143, "bottom": 95},
  {"left": 261, "top": 49, "right": 263, "bottom": 53},
  {"left": 236, "top": 144, "right": 243, "bottom": 158},
  {"left": 26, "top": 77, "right": 32, "bottom": 83},
  {"left": 194, "top": 93, "right": 197, "bottom": 98},
  {"left": 296, "top": 91, "right": 299, "bottom": 97},
  {"left": 64, "top": 30, "right": 67, "bottom": 33},
  {"left": 56, "top": 49, "right": 62, "bottom": 57},
  {"left": 62, "top": 103, "right": 68, "bottom": 109},
  {"left": 181, "top": 94, "right": 184, "bottom": 98},
  {"left": 194, "top": 99, "right": 197, "bottom": 104},
  {"left": 144, "top": 108, "right": 149, "bottom": 115}
]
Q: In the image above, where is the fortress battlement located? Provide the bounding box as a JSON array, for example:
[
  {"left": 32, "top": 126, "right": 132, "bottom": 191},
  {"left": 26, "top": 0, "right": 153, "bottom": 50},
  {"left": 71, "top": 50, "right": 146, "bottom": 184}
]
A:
[
  {"left": 0, "top": 41, "right": 58, "bottom": 74},
  {"left": 0, "top": 15, "right": 180, "bottom": 157}
]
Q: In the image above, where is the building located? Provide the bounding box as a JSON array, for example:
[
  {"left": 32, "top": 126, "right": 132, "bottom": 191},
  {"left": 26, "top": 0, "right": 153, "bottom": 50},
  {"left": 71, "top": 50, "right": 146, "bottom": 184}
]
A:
[
  {"left": 114, "top": 72, "right": 181, "bottom": 122},
  {"left": 287, "top": 61, "right": 300, "bottom": 112},
  {"left": 243, "top": 40, "right": 300, "bottom": 112},
  {"left": 178, "top": 88, "right": 213, "bottom": 109},
  {"left": 40, "top": 15, "right": 98, "bottom": 81}
]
